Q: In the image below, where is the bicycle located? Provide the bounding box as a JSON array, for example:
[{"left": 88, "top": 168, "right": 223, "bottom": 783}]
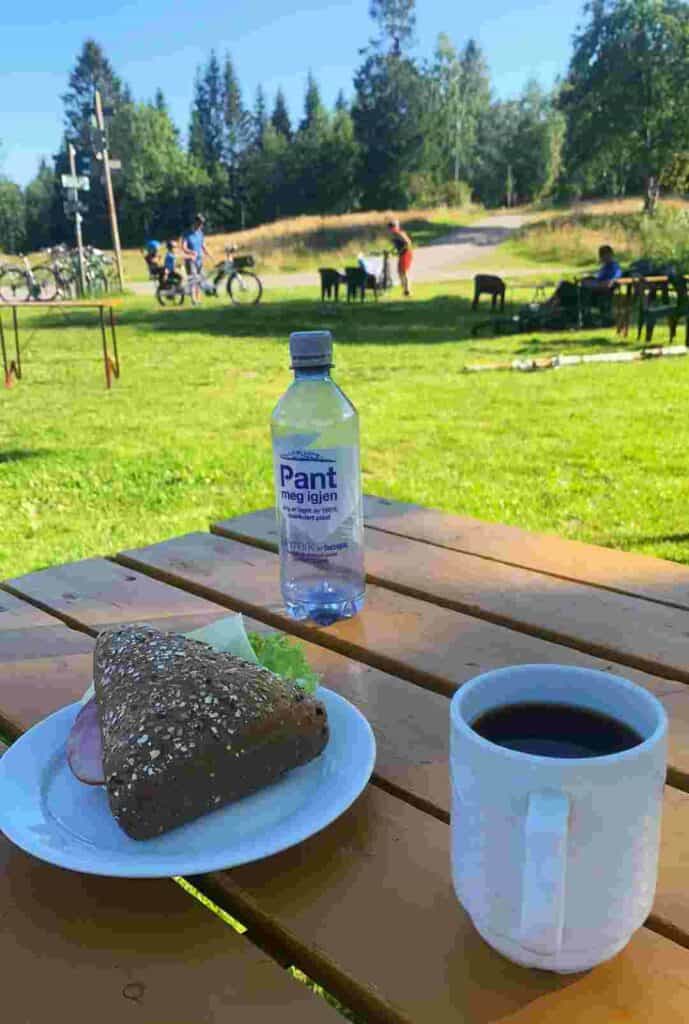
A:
[
  {"left": 212, "top": 247, "right": 263, "bottom": 305},
  {"left": 40, "top": 245, "right": 78, "bottom": 299},
  {"left": 0, "top": 254, "right": 58, "bottom": 302},
  {"left": 156, "top": 268, "right": 217, "bottom": 307}
]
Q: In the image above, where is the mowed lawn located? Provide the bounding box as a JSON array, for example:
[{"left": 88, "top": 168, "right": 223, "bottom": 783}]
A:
[{"left": 2, "top": 280, "right": 688, "bottom": 579}]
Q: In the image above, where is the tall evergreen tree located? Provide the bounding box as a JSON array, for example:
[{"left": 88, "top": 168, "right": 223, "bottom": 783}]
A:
[
  {"left": 335, "top": 89, "right": 348, "bottom": 112},
  {"left": 271, "top": 88, "right": 292, "bottom": 139},
  {"left": 353, "top": 0, "right": 428, "bottom": 207},
  {"left": 188, "top": 51, "right": 225, "bottom": 170},
  {"left": 154, "top": 88, "right": 168, "bottom": 114},
  {"left": 300, "top": 72, "right": 325, "bottom": 131},
  {"left": 253, "top": 85, "right": 268, "bottom": 147},
  {"left": 62, "top": 39, "right": 124, "bottom": 147},
  {"left": 222, "top": 54, "right": 251, "bottom": 227}
]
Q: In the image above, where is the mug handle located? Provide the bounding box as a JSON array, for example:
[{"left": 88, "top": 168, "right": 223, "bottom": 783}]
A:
[{"left": 519, "top": 790, "right": 570, "bottom": 955}]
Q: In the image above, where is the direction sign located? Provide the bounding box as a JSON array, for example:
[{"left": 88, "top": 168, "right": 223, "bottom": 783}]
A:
[
  {"left": 61, "top": 174, "right": 90, "bottom": 191},
  {"left": 63, "top": 199, "right": 88, "bottom": 217}
]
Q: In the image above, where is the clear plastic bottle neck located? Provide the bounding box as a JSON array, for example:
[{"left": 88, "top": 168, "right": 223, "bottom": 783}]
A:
[{"left": 293, "top": 365, "right": 332, "bottom": 381}]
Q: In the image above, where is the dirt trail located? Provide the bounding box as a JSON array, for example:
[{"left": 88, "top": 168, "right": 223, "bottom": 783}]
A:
[{"left": 128, "top": 211, "right": 533, "bottom": 296}]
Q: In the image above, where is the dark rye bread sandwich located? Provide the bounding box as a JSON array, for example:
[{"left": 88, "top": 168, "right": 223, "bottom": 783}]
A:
[{"left": 94, "top": 624, "right": 329, "bottom": 840}]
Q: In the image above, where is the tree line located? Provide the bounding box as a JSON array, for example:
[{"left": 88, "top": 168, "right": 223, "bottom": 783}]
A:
[{"left": 1, "top": 0, "right": 689, "bottom": 253}]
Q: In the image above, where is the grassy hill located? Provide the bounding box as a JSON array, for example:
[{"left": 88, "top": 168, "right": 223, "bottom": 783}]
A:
[{"left": 118, "top": 206, "right": 483, "bottom": 281}]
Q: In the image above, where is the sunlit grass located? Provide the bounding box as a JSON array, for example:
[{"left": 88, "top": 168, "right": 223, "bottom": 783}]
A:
[{"left": 2, "top": 283, "right": 688, "bottom": 578}]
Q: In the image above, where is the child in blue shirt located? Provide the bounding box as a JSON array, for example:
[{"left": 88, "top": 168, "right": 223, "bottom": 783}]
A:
[{"left": 162, "top": 240, "right": 179, "bottom": 283}]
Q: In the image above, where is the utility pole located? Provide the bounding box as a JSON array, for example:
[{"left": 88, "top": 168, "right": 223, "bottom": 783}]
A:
[
  {"left": 68, "top": 143, "right": 87, "bottom": 297},
  {"left": 94, "top": 89, "right": 125, "bottom": 290}
]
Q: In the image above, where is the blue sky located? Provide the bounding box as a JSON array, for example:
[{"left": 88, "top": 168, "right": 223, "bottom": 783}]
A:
[{"left": 1, "top": 0, "right": 584, "bottom": 186}]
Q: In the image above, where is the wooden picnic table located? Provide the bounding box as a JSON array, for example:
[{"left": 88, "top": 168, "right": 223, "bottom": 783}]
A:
[
  {"left": 5, "top": 495, "right": 689, "bottom": 1021},
  {"left": 0, "top": 299, "right": 121, "bottom": 389}
]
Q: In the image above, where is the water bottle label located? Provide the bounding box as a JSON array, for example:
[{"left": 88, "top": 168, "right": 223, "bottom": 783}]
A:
[{"left": 274, "top": 445, "right": 360, "bottom": 559}]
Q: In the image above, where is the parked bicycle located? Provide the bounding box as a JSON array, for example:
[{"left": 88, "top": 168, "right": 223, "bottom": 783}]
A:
[
  {"left": 212, "top": 247, "right": 263, "bottom": 305},
  {"left": 0, "top": 255, "right": 58, "bottom": 302},
  {"left": 156, "top": 268, "right": 217, "bottom": 307}
]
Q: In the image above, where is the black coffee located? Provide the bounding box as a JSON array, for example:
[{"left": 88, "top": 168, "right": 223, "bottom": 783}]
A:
[{"left": 472, "top": 702, "right": 643, "bottom": 758}]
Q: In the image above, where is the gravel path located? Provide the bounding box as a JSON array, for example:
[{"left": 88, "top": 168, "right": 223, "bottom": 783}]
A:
[{"left": 127, "top": 211, "right": 532, "bottom": 296}]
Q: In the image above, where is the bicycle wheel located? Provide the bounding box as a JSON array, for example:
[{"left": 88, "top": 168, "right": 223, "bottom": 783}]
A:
[
  {"left": 0, "top": 267, "right": 30, "bottom": 302},
  {"left": 31, "top": 265, "right": 58, "bottom": 301},
  {"left": 156, "top": 285, "right": 185, "bottom": 307},
  {"left": 227, "top": 271, "right": 262, "bottom": 306},
  {"left": 58, "top": 270, "right": 78, "bottom": 299}
]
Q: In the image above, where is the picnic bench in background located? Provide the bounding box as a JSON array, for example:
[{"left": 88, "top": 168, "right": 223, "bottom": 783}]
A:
[
  {"left": 6, "top": 495, "right": 689, "bottom": 1021},
  {"left": 0, "top": 300, "right": 121, "bottom": 389}
]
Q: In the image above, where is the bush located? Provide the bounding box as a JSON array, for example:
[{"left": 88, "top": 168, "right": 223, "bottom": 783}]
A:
[
  {"left": 638, "top": 206, "right": 689, "bottom": 273},
  {"left": 402, "top": 173, "right": 472, "bottom": 208}
]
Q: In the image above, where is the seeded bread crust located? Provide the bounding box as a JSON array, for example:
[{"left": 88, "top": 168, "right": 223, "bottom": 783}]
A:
[{"left": 94, "top": 624, "right": 329, "bottom": 840}]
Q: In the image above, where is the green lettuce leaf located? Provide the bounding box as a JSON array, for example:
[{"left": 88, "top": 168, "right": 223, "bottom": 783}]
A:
[{"left": 247, "top": 631, "right": 321, "bottom": 695}]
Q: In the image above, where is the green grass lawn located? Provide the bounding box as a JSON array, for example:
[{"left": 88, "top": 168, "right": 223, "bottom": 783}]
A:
[{"left": 2, "top": 281, "right": 688, "bottom": 579}]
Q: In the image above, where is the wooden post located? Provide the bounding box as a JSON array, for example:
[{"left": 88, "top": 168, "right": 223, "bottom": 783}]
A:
[{"left": 94, "top": 90, "right": 125, "bottom": 291}]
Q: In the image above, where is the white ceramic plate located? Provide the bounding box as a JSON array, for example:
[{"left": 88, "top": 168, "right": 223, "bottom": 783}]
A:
[{"left": 0, "top": 687, "right": 375, "bottom": 877}]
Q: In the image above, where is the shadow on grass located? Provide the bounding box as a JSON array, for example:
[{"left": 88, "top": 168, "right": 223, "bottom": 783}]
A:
[
  {"left": 0, "top": 449, "right": 50, "bottom": 464},
  {"left": 20, "top": 292, "right": 639, "bottom": 353}
]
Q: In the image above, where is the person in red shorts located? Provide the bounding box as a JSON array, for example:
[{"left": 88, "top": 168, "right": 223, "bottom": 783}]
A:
[{"left": 387, "top": 219, "right": 413, "bottom": 296}]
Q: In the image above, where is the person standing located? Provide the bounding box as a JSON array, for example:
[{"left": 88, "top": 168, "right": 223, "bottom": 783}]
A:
[
  {"left": 387, "top": 219, "right": 413, "bottom": 297},
  {"left": 181, "top": 214, "right": 210, "bottom": 302}
]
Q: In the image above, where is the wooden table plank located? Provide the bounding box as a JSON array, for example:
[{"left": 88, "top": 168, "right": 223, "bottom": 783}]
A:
[
  {"left": 62, "top": 531, "right": 687, "bottom": 789},
  {"left": 0, "top": 588, "right": 92, "bottom": 663},
  {"left": 212, "top": 514, "right": 689, "bottom": 686},
  {"left": 195, "top": 784, "right": 689, "bottom": 1024},
  {"left": 354, "top": 496, "right": 689, "bottom": 612},
  {"left": 0, "top": 835, "right": 343, "bottom": 1024}
]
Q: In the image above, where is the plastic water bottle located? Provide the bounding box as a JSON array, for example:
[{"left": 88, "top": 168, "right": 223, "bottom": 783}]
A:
[{"left": 271, "top": 330, "right": 365, "bottom": 625}]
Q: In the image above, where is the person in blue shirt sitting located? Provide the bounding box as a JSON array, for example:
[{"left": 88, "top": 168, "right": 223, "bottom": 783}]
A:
[
  {"left": 162, "top": 240, "right": 181, "bottom": 286},
  {"left": 580, "top": 245, "right": 622, "bottom": 317},
  {"left": 583, "top": 245, "right": 623, "bottom": 290},
  {"left": 143, "top": 239, "right": 162, "bottom": 279},
  {"left": 181, "top": 214, "right": 210, "bottom": 302}
]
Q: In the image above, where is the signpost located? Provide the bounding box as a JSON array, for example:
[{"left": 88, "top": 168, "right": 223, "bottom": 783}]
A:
[
  {"left": 60, "top": 174, "right": 90, "bottom": 192},
  {"left": 67, "top": 144, "right": 87, "bottom": 297},
  {"left": 94, "top": 90, "right": 124, "bottom": 290}
]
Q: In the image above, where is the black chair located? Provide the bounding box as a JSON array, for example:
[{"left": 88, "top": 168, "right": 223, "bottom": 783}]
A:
[
  {"left": 345, "top": 266, "right": 378, "bottom": 303},
  {"left": 641, "top": 275, "right": 689, "bottom": 344}
]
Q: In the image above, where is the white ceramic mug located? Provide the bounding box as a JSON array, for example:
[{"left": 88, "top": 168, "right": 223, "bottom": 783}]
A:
[{"left": 450, "top": 664, "right": 667, "bottom": 973}]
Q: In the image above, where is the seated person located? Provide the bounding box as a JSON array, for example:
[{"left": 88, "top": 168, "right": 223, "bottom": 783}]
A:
[
  {"left": 544, "top": 244, "right": 622, "bottom": 313},
  {"left": 581, "top": 244, "right": 623, "bottom": 292},
  {"left": 162, "top": 240, "right": 180, "bottom": 285},
  {"left": 143, "top": 238, "right": 162, "bottom": 278}
]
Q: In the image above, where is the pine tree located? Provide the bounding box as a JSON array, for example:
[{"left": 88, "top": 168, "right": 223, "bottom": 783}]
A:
[
  {"left": 223, "top": 54, "right": 251, "bottom": 227},
  {"left": 188, "top": 52, "right": 225, "bottom": 170},
  {"left": 271, "top": 89, "right": 292, "bottom": 139},
  {"left": 154, "top": 88, "right": 168, "bottom": 114},
  {"left": 253, "top": 85, "right": 268, "bottom": 147},
  {"left": 62, "top": 39, "right": 124, "bottom": 147},
  {"left": 300, "top": 72, "right": 325, "bottom": 131},
  {"left": 353, "top": 0, "right": 428, "bottom": 206},
  {"left": 335, "top": 90, "right": 348, "bottom": 113}
]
